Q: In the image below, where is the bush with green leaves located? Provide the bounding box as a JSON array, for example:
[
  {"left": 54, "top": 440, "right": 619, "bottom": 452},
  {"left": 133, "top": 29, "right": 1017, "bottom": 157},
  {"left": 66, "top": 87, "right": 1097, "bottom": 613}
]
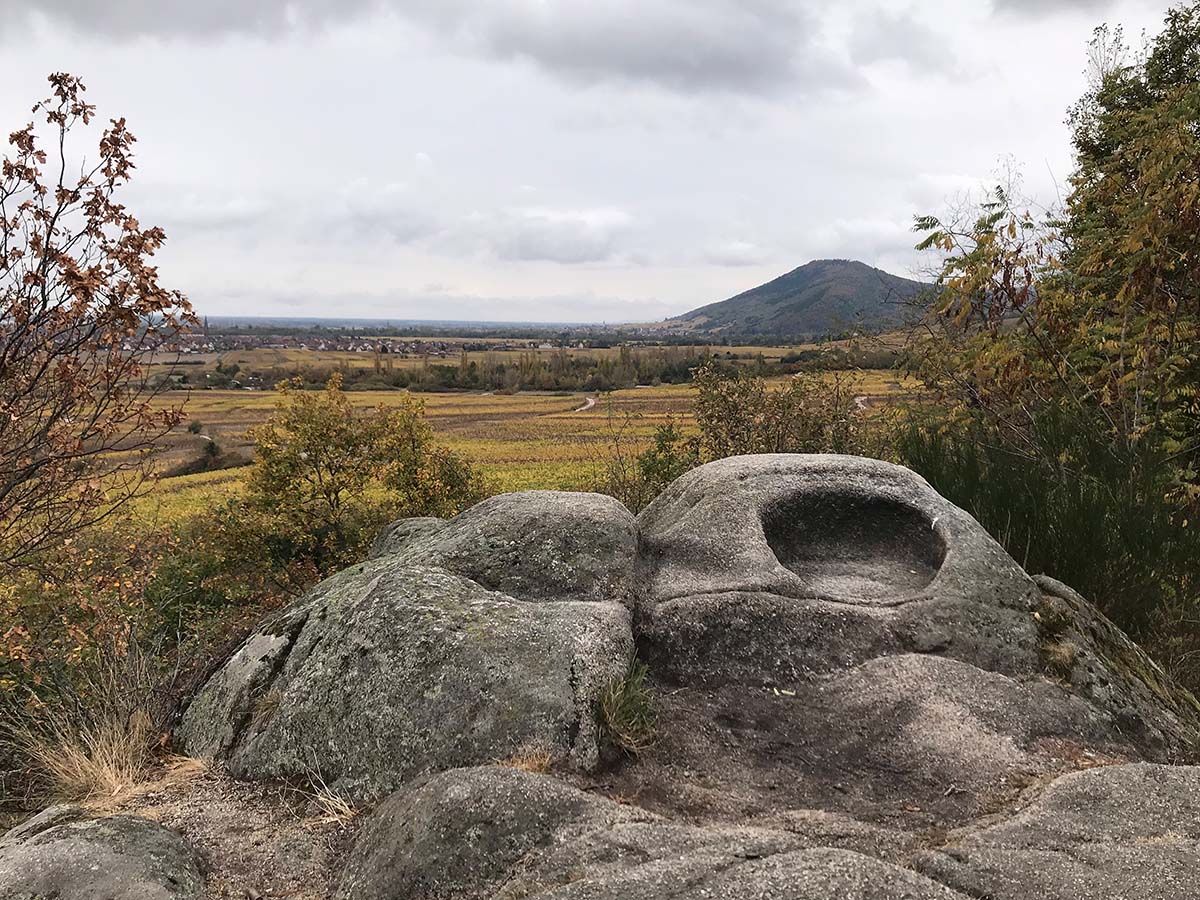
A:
[{"left": 235, "top": 373, "right": 487, "bottom": 578}]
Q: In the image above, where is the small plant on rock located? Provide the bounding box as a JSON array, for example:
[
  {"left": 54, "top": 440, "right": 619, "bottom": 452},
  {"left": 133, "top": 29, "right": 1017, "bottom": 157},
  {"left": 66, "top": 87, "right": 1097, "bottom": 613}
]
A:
[{"left": 599, "top": 661, "right": 657, "bottom": 756}]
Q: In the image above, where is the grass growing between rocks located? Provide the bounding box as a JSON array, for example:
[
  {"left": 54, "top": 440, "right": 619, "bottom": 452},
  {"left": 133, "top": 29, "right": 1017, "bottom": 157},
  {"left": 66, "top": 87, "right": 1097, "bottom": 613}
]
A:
[
  {"left": 599, "top": 661, "right": 658, "bottom": 756},
  {"left": 497, "top": 744, "right": 556, "bottom": 774},
  {"left": 299, "top": 770, "right": 359, "bottom": 828}
]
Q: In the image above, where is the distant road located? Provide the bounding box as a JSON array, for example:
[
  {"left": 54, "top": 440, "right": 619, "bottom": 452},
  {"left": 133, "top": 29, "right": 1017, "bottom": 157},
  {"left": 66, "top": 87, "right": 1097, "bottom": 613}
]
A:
[{"left": 573, "top": 396, "right": 597, "bottom": 413}]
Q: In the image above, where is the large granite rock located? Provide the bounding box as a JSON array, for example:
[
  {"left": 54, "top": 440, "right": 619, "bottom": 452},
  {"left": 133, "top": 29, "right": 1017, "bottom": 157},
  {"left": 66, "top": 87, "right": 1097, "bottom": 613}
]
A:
[
  {"left": 177, "top": 563, "right": 633, "bottom": 800},
  {"left": 369, "top": 491, "right": 638, "bottom": 606},
  {"left": 634, "top": 456, "right": 1196, "bottom": 755},
  {"left": 0, "top": 811, "right": 203, "bottom": 900},
  {"left": 341, "top": 761, "right": 1200, "bottom": 900},
  {"left": 636, "top": 454, "right": 1042, "bottom": 684},
  {"left": 915, "top": 763, "right": 1200, "bottom": 899},
  {"left": 178, "top": 454, "right": 1200, "bottom": 898}
]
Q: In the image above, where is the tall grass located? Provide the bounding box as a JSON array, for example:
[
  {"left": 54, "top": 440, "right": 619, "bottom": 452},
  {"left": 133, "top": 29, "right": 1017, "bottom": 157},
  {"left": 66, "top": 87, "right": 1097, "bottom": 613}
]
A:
[
  {"left": 3, "top": 627, "right": 180, "bottom": 804},
  {"left": 894, "top": 408, "right": 1200, "bottom": 687}
]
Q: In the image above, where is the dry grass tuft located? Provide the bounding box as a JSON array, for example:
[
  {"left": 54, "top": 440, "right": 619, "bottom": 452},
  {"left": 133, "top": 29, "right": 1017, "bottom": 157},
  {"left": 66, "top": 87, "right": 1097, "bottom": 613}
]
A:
[
  {"left": 299, "top": 769, "right": 358, "bottom": 828},
  {"left": 497, "top": 745, "right": 555, "bottom": 774},
  {"left": 11, "top": 708, "right": 159, "bottom": 804},
  {"left": 1041, "top": 640, "right": 1079, "bottom": 679},
  {"left": 250, "top": 688, "right": 283, "bottom": 725},
  {"left": 3, "top": 626, "right": 186, "bottom": 807}
]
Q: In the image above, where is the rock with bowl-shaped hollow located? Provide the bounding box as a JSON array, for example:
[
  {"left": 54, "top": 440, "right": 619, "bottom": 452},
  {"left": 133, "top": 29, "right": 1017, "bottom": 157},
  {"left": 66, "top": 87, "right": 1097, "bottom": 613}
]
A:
[
  {"left": 635, "top": 456, "right": 1198, "bottom": 754},
  {"left": 168, "top": 454, "right": 1200, "bottom": 899},
  {"left": 635, "top": 454, "right": 1043, "bottom": 682}
]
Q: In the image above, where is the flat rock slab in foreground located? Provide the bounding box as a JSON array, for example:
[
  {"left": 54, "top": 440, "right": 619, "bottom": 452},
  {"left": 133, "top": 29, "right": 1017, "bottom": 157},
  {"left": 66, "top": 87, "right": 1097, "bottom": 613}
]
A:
[
  {"left": 338, "top": 763, "right": 1200, "bottom": 900},
  {"left": 0, "top": 808, "right": 203, "bottom": 900}
]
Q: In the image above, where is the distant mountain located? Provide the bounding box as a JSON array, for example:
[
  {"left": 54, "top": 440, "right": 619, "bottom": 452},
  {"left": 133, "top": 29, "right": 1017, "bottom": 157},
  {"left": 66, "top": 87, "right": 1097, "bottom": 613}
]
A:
[{"left": 654, "top": 259, "right": 930, "bottom": 338}]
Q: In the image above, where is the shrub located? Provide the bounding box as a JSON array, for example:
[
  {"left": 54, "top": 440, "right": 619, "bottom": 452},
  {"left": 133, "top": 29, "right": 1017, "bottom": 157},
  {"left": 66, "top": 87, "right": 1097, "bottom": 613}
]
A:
[
  {"left": 240, "top": 373, "right": 487, "bottom": 577},
  {"left": 692, "top": 363, "right": 866, "bottom": 459},
  {"left": 592, "top": 413, "right": 700, "bottom": 513},
  {"left": 1, "top": 557, "right": 184, "bottom": 803},
  {"left": 592, "top": 364, "right": 872, "bottom": 511},
  {"left": 892, "top": 408, "right": 1200, "bottom": 689}
]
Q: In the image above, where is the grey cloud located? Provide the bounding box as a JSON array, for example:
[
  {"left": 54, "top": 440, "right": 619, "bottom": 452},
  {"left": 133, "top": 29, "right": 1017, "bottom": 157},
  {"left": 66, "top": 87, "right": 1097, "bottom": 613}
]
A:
[
  {"left": 2, "top": 0, "right": 860, "bottom": 96},
  {"left": 991, "top": 0, "right": 1116, "bottom": 16},
  {"left": 480, "top": 207, "right": 633, "bottom": 264},
  {"left": 140, "top": 191, "right": 275, "bottom": 235},
  {"left": 849, "top": 10, "right": 955, "bottom": 73},
  {"left": 0, "top": 0, "right": 381, "bottom": 38},
  {"left": 331, "top": 181, "right": 441, "bottom": 244},
  {"left": 422, "top": 206, "right": 635, "bottom": 265},
  {"left": 400, "top": 0, "right": 859, "bottom": 95}
]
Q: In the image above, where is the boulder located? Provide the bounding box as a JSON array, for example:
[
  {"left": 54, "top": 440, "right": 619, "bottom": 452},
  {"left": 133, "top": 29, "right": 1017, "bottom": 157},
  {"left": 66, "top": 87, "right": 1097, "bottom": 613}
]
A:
[
  {"left": 369, "top": 491, "right": 638, "bottom": 606},
  {"left": 634, "top": 455, "right": 1198, "bottom": 758},
  {"left": 178, "top": 562, "right": 633, "bottom": 800},
  {"left": 0, "top": 814, "right": 203, "bottom": 900},
  {"left": 636, "top": 454, "right": 1042, "bottom": 683},
  {"left": 369, "top": 516, "right": 448, "bottom": 559},
  {"left": 915, "top": 763, "right": 1200, "bottom": 899}
]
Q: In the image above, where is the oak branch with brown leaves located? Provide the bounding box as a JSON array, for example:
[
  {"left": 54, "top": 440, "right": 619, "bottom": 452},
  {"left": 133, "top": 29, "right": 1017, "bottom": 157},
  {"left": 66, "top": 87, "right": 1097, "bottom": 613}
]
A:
[{"left": 0, "top": 74, "right": 193, "bottom": 568}]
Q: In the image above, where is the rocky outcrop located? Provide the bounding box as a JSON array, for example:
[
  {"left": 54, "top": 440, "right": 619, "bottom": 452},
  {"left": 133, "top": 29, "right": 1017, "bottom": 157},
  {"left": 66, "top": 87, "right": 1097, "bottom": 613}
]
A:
[
  {"left": 338, "top": 761, "right": 1200, "bottom": 900},
  {"left": 171, "top": 454, "right": 1200, "bottom": 899},
  {"left": 0, "top": 809, "right": 203, "bottom": 900},
  {"left": 176, "top": 564, "right": 633, "bottom": 801},
  {"left": 368, "top": 491, "right": 638, "bottom": 606}
]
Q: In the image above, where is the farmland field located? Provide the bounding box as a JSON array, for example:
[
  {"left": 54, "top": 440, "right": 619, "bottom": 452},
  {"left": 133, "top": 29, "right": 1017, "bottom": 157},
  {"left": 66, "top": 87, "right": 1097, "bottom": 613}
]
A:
[{"left": 139, "top": 370, "right": 914, "bottom": 522}]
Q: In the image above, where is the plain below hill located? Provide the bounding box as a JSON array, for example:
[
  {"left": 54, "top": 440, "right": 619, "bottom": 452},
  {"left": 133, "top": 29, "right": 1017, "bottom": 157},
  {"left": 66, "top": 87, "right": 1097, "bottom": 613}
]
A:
[{"left": 648, "top": 259, "right": 930, "bottom": 339}]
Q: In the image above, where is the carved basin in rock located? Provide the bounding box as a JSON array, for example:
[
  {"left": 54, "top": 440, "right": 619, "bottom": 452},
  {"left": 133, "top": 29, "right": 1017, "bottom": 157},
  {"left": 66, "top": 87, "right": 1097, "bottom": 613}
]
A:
[
  {"left": 762, "top": 490, "right": 947, "bottom": 602},
  {"left": 634, "top": 454, "right": 1046, "bottom": 685},
  {"left": 636, "top": 454, "right": 1030, "bottom": 609}
]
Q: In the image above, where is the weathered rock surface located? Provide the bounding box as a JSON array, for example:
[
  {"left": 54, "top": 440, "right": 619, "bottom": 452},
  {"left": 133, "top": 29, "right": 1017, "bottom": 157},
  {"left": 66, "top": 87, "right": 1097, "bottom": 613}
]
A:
[
  {"left": 177, "top": 563, "right": 632, "bottom": 800},
  {"left": 915, "top": 763, "right": 1200, "bottom": 899},
  {"left": 370, "top": 491, "right": 638, "bottom": 606},
  {"left": 175, "top": 454, "right": 1200, "bottom": 898},
  {"left": 0, "top": 812, "right": 203, "bottom": 900},
  {"left": 602, "top": 652, "right": 1140, "bottom": 830},
  {"left": 636, "top": 455, "right": 1040, "bottom": 684},
  {"left": 337, "top": 766, "right": 966, "bottom": 900}
]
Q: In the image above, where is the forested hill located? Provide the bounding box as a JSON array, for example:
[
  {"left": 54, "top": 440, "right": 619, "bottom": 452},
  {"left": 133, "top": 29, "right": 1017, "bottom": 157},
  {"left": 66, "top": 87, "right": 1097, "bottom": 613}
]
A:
[{"left": 656, "top": 259, "right": 929, "bottom": 338}]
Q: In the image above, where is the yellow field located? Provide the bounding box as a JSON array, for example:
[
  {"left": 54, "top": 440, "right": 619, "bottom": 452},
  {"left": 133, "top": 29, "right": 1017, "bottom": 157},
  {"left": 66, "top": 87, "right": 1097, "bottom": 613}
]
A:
[{"left": 139, "top": 371, "right": 913, "bottom": 522}]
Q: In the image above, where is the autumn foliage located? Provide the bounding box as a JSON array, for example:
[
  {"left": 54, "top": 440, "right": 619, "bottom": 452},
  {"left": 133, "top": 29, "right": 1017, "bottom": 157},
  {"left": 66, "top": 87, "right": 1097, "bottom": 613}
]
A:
[
  {"left": 0, "top": 73, "right": 193, "bottom": 569},
  {"left": 905, "top": 4, "right": 1200, "bottom": 684}
]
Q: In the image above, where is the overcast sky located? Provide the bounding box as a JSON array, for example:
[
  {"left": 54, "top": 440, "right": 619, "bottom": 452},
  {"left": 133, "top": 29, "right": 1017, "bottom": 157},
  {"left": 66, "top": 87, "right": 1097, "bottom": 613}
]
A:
[{"left": 0, "top": 0, "right": 1173, "bottom": 323}]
